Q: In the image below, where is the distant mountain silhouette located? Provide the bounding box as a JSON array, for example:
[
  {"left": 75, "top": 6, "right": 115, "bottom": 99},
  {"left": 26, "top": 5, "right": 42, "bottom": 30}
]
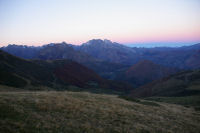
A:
[
  {"left": 36, "top": 42, "right": 129, "bottom": 79},
  {"left": 76, "top": 40, "right": 200, "bottom": 69},
  {"left": 77, "top": 39, "right": 139, "bottom": 65},
  {"left": 1, "top": 44, "right": 41, "bottom": 59},
  {"left": 38, "top": 42, "right": 91, "bottom": 61},
  {"left": 136, "top": 44, "right": 200, "bottom": 69}
]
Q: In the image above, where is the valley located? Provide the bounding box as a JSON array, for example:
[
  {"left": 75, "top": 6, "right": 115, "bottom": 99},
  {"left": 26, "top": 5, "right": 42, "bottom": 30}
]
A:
[{"left": 1, "top": 0, "right": 200, "bottom": 132}]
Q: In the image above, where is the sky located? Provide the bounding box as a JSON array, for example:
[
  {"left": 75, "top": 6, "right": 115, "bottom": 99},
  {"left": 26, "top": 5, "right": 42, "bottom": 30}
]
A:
[{"left": 0, "top": 0, "right": 200, "bottom": 47}]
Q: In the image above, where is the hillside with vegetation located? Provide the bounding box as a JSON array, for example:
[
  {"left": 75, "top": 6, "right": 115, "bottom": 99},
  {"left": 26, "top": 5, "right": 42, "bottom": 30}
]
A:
[
  {"left": 131, "top": 69, "right": 200, "bottom": 97},
  {"left": 0, "top": 50, "right": 132, "bottom": 93},
  {"left": 0, "top": 90, "right": 199, "bottom": 133},
  {"left": 116, "top": 60, "right": 178, "bottom": 87},
  {"left": 129, "top": 69, "right": 200, "bottom": 110}
]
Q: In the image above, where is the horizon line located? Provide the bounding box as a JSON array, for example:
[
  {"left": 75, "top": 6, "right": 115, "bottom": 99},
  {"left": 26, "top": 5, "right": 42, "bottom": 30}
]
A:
[{"left": 1, "top": 39, "right": 200, "bottom": 48}]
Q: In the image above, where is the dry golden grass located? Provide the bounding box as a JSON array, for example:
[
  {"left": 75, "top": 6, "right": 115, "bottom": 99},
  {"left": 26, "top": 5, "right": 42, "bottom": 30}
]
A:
[{"left": 0, "top": 91, "right": 199, "bottom": 133}]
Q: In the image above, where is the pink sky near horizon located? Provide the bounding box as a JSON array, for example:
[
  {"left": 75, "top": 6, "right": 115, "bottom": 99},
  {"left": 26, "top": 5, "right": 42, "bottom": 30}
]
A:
[
  {"left": 2, "top": 27, "right": 199, "bottom": 46},
  {"left": 0, "top": 0, "right": 200, "bottom": 47}
]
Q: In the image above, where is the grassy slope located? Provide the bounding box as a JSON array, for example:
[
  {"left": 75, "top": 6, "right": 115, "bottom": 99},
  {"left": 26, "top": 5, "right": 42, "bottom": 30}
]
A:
[
  {"left": 145, "top": 95, "right": 200, "bottom": 111},
  {"left": 128, "top": 69, "right": 200, "bottom": 111},
  {"left": 0, "top": 91, "right": 200, "bottom": 133}
]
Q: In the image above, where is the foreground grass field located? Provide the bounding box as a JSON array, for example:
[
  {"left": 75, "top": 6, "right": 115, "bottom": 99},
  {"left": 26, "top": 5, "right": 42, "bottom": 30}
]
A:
[{"left": 0, "top": 91, "right": 200, "bottom": 133}]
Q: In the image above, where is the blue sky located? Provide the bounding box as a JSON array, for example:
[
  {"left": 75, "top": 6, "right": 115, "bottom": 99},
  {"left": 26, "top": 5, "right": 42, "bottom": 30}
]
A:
[{"left": 0, "top": 0, "right": 200, "bottom": 47}]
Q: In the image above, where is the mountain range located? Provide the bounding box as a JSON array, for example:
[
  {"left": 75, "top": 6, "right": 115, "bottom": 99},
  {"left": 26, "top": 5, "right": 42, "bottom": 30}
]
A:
[{"left": 1, "top": 39, "right": 200, "bottom": 86}]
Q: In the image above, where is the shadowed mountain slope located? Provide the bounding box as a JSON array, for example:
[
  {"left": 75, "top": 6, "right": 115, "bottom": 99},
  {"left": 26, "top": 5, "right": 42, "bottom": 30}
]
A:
[
  {"left": 130, "top": 69, "right": 200, "bottom": 97},
  {"left": 0, "top": 50, "right": 133, "bottom": 92},
  {"left": 0, "top": 50, "right": 54, "bottom": 88},
  {"left": 116, "top": 60, "right": 177, "bottom": 87}
]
